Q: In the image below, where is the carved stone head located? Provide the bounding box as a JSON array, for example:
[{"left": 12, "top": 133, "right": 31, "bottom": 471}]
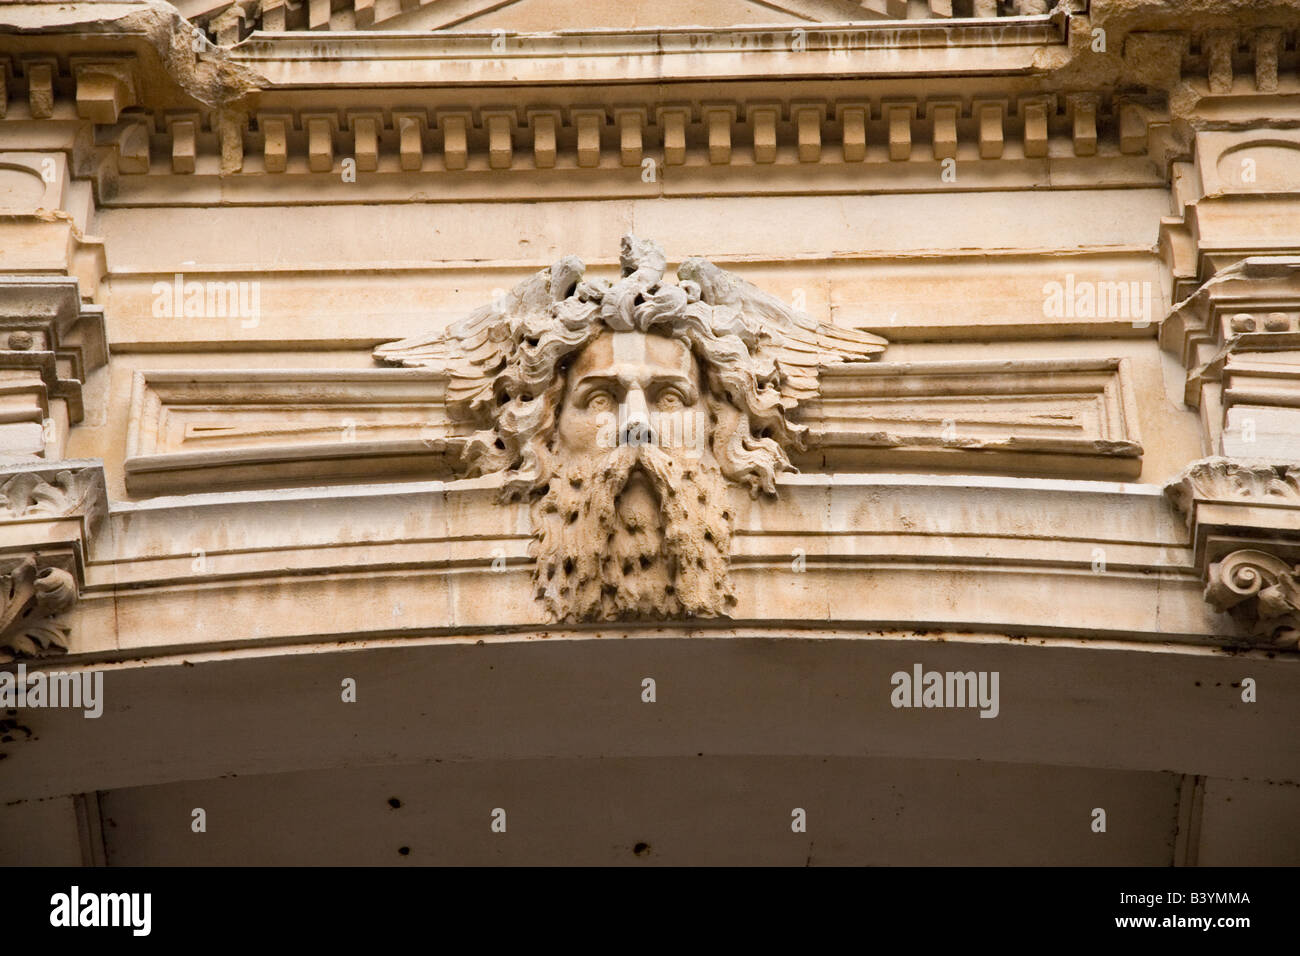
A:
[{"left": 375, "top": 235, "right": 885, "bottom": 622}]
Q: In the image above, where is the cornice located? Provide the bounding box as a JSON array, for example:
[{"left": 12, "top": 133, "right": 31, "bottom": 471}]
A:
[
  {"left": 8, "top": 4, "right": 1300, "bottom": 202},
  {"left": 40, "top": 1, "right": 1300, "bottom": 196},
  {"left": 1159, "top": 256, "right": 1300, "bottom": 408},
  {"left": 0, "top": 76, "right": 1172, "bottom": 200},
  {"left": 90, "top": 89, "right": 1170, "bottom": 200},
  {"left": 0, "top": 276, "right": 109, "bottom": 425},
  {"left": 61, "top": 471, "right": 1221, "bottom": 661},
  {"left": 5, "top": 2, "right": 1297, "bottom": 117},
  {"left": 183, "top": 0, "right": 1085, "bottom": 45},
  {"left": 228, "top": 19, "right": 1067, "bottom": 78}
]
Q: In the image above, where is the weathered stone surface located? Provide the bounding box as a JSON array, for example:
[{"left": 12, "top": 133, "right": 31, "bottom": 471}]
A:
[
  {"left": 1205, "top": 548, "right": 1300, "bottom": 648},
  {"left": 1166, "top": 457, "right": 1300, "bottom": 647},
  {"left": 3, "top": 0, "right": 1300, "bottom": 867},
  {"left": 376, "top": 235, "right": 885, "bottom": 621},
  {"left": 0, "top": 554, "right": 76, "bottom": 657},
  {"left": 0, "top": 460, "right": 105, "bottom": 660}
]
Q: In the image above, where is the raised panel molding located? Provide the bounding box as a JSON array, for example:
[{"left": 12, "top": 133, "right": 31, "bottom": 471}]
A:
[
  {"left": 802, "top": 357, "right": 1142, "bottom": 478},
  {"left": 123, "top": 369, "right": 459, "bottom": 493},
  {"left": 123, "top": 357, "right": 1143, "bottom": 493}
]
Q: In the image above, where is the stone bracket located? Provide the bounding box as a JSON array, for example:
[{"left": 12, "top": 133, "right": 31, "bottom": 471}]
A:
[
  {"left": 0, "top": 553, "right": 78, "bottom": 659},
  {"left": 1165, "top": 456, "right": 1300, "bottom": 649},
  {"left": 1204, "top": 549, "right": 1300, "bottom": 649},
  {"left": 0, "top": 459, "right": 106, "bottom": 660},
  {"left": 86, "top": 86, "right": 1165, "bottom": 183}
]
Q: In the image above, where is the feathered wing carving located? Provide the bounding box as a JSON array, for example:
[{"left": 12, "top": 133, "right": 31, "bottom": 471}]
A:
[
  {"left": 676, "top": 257, "right": 887, "bottom": 410},
  {"left": 373, "top": 255, "right": 587, "bottom": 423},
  {"left": 372, "top": 238, "right": 890, "bottom": 623},
  {"left": 374, "top": 241, "right": 888, "bottom": 434}
]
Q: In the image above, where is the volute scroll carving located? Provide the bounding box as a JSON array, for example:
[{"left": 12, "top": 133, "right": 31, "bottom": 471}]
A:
[
  {"left": 1166, "top": 456, "right": 1300, "bottom": 651},
  {"left": 1205, "top": 550, "right": 1300, "bottom": 649}
]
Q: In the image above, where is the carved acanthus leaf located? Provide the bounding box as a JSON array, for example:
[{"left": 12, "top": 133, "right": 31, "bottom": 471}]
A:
[
  {"left": 0, "top": 556, "right": 77, "bottom": 658},
  {"left": 0, "top": 469, "right": 104, "bottom": 522},
  {"left": 1165, "top": 457, "right": 1300, "bottom": 525}
]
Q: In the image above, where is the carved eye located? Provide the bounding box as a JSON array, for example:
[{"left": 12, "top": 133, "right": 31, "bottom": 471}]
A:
[
  {"left": 585, "top": 390, "right": 614, "bottom": 412},
  {"left": 655, "top": 388, "right": 685, "bottom": 410}
]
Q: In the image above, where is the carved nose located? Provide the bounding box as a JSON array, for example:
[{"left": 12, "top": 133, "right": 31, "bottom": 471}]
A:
[{"left": 620, "top": 390, "right": 655, "bottom": 447}]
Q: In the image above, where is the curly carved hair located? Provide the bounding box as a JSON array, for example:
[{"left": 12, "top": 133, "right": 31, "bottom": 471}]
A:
[{"left": 463, "top": 287, "right": 804, "bottom": 501}]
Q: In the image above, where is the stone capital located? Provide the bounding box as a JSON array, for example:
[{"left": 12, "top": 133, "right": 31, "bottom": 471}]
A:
[
  {"left": 1166, "top": 456, "right": 1300, "bottom": 649},
  {"left": 0, "top": 459, "right": 106, "bottom": 659}
]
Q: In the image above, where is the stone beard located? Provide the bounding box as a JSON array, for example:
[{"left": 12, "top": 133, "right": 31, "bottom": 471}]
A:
[
  {"left": 373, "top": 234, "right": 888, "bottom": 622},
  {"left": 529, "top": 330, "right": 737, "bottom": 622},
  {"left": 531, "top": 444, "right": 734, "bottom": 621}
]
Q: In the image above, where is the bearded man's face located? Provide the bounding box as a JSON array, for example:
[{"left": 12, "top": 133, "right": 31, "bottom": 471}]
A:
[{"left": 530, "top": 330, "right": 736, "bottom": 621}]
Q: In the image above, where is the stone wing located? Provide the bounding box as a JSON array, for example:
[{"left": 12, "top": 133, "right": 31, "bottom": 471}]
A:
[
  {"left": 676, "top": 257, "right": 887, "bottom": 409},
  {"left": 373, "top": 256, "right": 585, "bottom": 420}
]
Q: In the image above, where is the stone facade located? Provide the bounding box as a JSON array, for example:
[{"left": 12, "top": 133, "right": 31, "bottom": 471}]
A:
[{"left": 1, "top": 0, "right": 1298, "bottom": 865}]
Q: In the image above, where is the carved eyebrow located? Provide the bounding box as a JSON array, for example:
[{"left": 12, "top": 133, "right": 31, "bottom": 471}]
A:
[
  {"left": 570, "top": 373, "right": 622, "bottom": 399},
  {"left": 572, "top": 370, "right": 697, "bottom": 401}
]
